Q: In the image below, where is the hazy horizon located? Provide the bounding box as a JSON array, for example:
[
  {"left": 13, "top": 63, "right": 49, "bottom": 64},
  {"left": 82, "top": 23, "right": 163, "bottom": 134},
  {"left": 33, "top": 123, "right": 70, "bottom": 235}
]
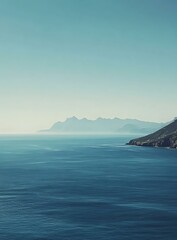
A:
[
  {"left": 0, "top": 115, "right": 170, "bottom": 134},
  {"left": 1, "top": 0, "right": 177, "bottom": 133}
]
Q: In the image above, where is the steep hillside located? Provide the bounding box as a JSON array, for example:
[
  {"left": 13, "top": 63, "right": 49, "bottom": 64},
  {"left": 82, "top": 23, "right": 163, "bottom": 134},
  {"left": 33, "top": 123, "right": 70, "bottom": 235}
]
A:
[{"left": 128, "top": 119, "right": 177, "bottom": 149}]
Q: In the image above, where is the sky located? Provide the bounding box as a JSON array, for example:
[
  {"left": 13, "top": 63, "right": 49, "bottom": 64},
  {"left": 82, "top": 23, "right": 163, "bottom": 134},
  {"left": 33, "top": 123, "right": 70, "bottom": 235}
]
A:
[{"left": 0, "top": 0, "right": 177, "bottom": 133}]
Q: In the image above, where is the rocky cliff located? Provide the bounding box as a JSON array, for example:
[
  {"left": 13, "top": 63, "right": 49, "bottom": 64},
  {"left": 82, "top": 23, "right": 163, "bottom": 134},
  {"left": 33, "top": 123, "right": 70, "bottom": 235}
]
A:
[{"left": 128, "top": 119, "right": 177, "bottom": 149}]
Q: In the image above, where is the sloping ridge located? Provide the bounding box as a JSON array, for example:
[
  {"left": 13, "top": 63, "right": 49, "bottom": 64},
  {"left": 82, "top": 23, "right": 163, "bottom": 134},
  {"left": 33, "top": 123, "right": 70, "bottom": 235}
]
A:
[{"left": 128, "top": 119, "right": 177, "bottom": 149}]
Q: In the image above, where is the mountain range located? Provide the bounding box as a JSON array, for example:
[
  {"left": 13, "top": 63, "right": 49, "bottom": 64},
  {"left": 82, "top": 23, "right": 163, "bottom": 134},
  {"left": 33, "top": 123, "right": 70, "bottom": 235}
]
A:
[
  {"left": 128, "top": 118, "right": 177, "bottom": 149},
  {"left": 40, "top": 116, "right": 165, "bottom": 135}
]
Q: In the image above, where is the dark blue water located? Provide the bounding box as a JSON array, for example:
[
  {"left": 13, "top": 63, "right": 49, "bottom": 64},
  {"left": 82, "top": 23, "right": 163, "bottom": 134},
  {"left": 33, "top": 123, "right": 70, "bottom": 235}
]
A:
[{"left": 0, "top": 135, "right": 177, "bottom": 240}]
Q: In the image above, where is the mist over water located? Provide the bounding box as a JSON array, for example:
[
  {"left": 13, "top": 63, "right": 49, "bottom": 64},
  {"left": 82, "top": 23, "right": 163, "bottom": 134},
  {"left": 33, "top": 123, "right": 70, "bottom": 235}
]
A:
[{"left": 0, "top": 135, "right": 177, "bottom": 240}]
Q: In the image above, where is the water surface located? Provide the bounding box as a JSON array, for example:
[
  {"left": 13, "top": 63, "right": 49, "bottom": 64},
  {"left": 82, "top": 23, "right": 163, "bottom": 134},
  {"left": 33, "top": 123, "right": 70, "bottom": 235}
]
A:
[{"left": 0, "top": 135, "right": 177, "bottom": 240}]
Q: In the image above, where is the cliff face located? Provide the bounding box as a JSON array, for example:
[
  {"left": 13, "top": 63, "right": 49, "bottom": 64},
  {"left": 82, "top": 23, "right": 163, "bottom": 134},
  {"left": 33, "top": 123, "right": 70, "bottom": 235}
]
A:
[{"left": 128, "top": 119, "right": 177, "bottom": 149}]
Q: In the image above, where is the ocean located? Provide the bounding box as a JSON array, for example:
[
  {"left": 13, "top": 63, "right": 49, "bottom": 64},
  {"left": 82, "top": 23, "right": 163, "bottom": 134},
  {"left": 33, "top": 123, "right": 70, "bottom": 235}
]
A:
[{"left": 0, "top": 135, "right": 177, "bottom": 240}]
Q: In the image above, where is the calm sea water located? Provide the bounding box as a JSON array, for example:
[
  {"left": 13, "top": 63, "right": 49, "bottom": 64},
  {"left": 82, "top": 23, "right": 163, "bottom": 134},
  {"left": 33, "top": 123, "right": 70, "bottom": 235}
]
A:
[{"left": 0, "top": 135, "right": 177, "bottom": 240}]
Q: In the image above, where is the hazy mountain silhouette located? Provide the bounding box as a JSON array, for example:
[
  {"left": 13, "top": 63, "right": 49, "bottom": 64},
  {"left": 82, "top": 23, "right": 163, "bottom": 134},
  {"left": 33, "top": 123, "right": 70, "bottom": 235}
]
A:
[
  {"left": 128, "top": 118, "right": 177, "bottom": 148},
  {"left": 40, "top": 116, "right": 165, "bottom": 134}
]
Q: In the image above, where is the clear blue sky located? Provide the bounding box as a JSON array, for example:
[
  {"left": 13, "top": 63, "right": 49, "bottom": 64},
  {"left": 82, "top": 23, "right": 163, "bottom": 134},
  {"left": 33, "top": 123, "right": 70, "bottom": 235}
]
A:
[{"left": 0, "top": 0, "right": 177, "bottom": 132}]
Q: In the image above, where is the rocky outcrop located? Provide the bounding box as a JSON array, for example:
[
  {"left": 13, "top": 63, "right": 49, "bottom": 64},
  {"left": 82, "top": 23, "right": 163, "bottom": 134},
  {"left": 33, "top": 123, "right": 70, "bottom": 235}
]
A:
[{"left": 128, "top": 119, "right": 177, "bottom": 149}]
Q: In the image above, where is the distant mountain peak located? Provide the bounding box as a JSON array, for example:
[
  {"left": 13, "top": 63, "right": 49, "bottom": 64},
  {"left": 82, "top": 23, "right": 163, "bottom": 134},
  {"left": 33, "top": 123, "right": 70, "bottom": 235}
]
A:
[
  {"left": 39, "top": 116, "right": 165, "bottom": 134},
  {"left": 66, "top": 116, "right": 78, "bottom": 121}
]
